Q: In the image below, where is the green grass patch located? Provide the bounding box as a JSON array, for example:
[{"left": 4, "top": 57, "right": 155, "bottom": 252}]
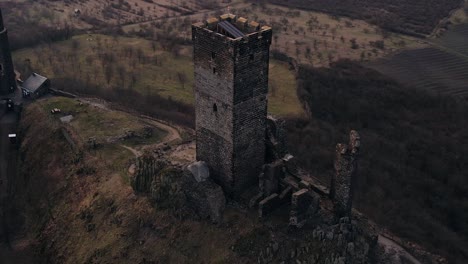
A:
[
  {"left": 38, "top": 97, "right": 168, "bottom": 142},
  {"left": 96, "top": 144, "right": 134, "bottom": 184},
  {"left": 268, "top": 61, "right": 303, "bottom": 116}
]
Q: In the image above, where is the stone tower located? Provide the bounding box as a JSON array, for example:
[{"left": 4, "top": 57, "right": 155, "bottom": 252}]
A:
[
  {"left": 192, "top": 15, "right": 272, "bottom": 196},
  {"left": 0, "top": 8, "right": 16, "bottom": 96}
]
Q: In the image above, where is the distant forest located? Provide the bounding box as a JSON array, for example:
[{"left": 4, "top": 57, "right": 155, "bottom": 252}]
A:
[
  {"left": 262, "top": 0, "right": 463, "bottom": 36},
  {"left": 1, "top": 4, "right": 74, "bottom": 51},
  {"left": 286, "top": 60, "right": 468, "bottom": 263}
]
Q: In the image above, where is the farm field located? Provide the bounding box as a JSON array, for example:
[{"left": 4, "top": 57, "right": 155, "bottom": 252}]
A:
[
  {"left": 433, "top": 23, "right": 468, "bottom": 56},
  {"left": 0, "top": 0, "right": 235, "bottom": 28},
  {"left": 367, "top": 23, "right": 468, "bottom": 98},
  {"left": 367, "top": 48, "right": 468, "bottom": 97},
  {"left": 263, "top": 0, "right": 464, "bottom": 36},
  {"left": 1, "top": 0, "right": 424, "bottom": 68},
  {"left": 124, "top": 3, "right": 422, "bottom": 67},
  {"left": 0, "top": 0, "right": 244, "bottom": 50}
]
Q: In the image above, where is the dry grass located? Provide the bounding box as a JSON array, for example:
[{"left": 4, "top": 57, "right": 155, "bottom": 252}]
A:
[
  {"left": 38, "top": 96, "right": 167, "bottom": 143},
  {"left": 124, "top": 2, "right": 423, "bottom": 67},
  {"left": 2, "top": 0, "right": 238, "bottom": 29},
  {"left": 448, "top": 2, "right": 468, "bottom": 25},
  {"left": 17, "top": 97, "right": 267, "bottom": 264},
  {"left": 14, "top": 34, "right": 301, "bottom": 117},
  {"left": 268, "top": 61, "right": 303, "bottom": 116}
]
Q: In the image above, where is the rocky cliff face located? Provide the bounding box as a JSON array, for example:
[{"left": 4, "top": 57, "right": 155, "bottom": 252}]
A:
[{"left": 130, "top": 153, "right": 226, "bottom": 223}]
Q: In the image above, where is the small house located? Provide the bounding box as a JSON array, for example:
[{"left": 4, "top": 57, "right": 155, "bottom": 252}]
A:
[{"left": 21, "top": 73, "right": 50, "bottom": 99}]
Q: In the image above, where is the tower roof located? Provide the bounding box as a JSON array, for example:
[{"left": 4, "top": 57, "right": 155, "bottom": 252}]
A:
[
  {"left": 217, "top": 21, "right": 245, "bottom": 39},
  {"left": 192, "top": 14, "right": 271, "bottom": 41}
]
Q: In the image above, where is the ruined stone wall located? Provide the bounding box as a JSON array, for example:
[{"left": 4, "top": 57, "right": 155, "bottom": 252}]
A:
[
  {"left": 265, "top": 116, "right": 288, "bottom": 162},
  {"left": 0, "top": 9, "right": 16, "bottom": 95},
  {"left": 192, "top": 19, "right": 272, "bottom": 195},
  {"left": 332, "top": 130, "right": 360, "bottom": 216}
]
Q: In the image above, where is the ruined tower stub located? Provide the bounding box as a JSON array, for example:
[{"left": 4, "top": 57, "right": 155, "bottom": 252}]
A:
[
  {"left": 192, "top": 15, "right": 272, "bottom": 195},
  {"left": 331, "top": 130, "right": 360, "bottom": 216},
  {"left": 0, "top": 8, "right": 16, "bottom": 95}
]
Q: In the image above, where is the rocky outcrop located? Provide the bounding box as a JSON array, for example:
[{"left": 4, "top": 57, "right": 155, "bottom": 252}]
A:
[
  {"left": 130, "top": 155, "right": 226, "bottom": 223},
  {"left": 131, "top": 153, "right": 168, "bottom": 193},
  {"left": 187, "top": 161, "right": 210, "bottom": 182},
  {"left": 183, "top": 168, "right": 226, "bottom": 223},
  {"left": 106, "top": 126, "right": 154, "bottom": 143}
]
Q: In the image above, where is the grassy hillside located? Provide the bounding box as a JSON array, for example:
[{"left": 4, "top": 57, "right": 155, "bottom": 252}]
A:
[
  {"left": 286, "top": 60, "right": 468, "bottom": 263},
  {"left": 10, "top": 96, "right": 372, "bottom": 263},
  {"left": 38, "top": 97, "right": 167, "bottom": 144},
  {"left": 125, "top": 2, "right": 422, "bottom": 67},
  {"left": 13, "top": 34, "right": 302, "bottom": 117}
]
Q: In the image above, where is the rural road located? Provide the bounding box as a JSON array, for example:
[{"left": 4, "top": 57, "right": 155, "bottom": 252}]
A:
[{"left": 378, "top": 235, "right": 422, "bottom": 264}]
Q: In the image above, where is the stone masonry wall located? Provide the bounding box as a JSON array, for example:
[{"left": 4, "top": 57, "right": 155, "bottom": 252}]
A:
[
  {"left": 192, "top": 17, "right": 272, "bottom": 195},
  {"left": 232, "top": 30, "right": 271, "bottom": 193},
  {"left": 332, "top": 130, "right": 360, "bottom": 216},
  {"left": 193, "top": 24, "right": 236, "bottom": 192}
]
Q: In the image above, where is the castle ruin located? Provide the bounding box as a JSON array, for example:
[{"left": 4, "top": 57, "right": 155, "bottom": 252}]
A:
[
  {"left": 331, "top": 130, "right": 360, "bottom": 216},
  {"left": 192, "top": 14, "right": 272, "bottom": 196},
  {"left": 191, "top": 15, "right": 361, "bottom": 225},
  {"left": 0, "top": 8, "right": 16, "bottom": 96}
]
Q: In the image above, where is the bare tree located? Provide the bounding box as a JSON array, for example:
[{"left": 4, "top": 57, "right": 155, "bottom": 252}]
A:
[
  {"left": 117, "top": 65, "right": 127, "bottom": 88},
  {"left": 104, "top": 64, "right": 114, "bottom": 85},
  {"left": 177, "top": 71, "right": 187, "bottom": 89}
]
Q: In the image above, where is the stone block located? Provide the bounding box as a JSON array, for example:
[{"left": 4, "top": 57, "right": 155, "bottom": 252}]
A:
[
  {"left": 289, "top": 189, "right": 316, "bottom": 227},
  {"left": 183, "top": 172, "right": 226, "bottom": 223},
  {"left": 309, "top": 191, "right": 321, "bottom": 215},
  {"left": 299, "top": 180, "right": 311, "bottom": 190},
  {"left": 279, "top": 186, "right": 293, "bottom": 200},
  {"left": 60, "top": 115, "right": 74, "bottom": 123},
  {"left": 187, "top": 161, "right": 210, "bottom": 182},
  {"left": 258, "top": 193, "right": 280, "bottom": 218},
  {"left": 249, "top": 192, "right": 264, "bottom": 208},
  {"left": 283, "top": 176, "right": 299, "bottom": 189},
  {"left": 292, "top": 189, "right": 313, "bottom": 213},
  {"left": 263, "top": 161, "right": 283, "bottom": 196}
]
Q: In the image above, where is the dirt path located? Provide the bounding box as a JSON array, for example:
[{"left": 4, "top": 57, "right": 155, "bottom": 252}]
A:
[
  {"left": 120, "top": 117, "right": 182, "bottom": 158},
  {"left": 378, "top": 235, "right": 422, "bottom": 264},
  {"left": 120, "top": 145, "right": 141, "bottom": 157},
  {"left": 81, "top": 97, "right": 183, "bottom": 158},
  {"left": 140, "top": 116, "right": 181, "bottom": 148}
]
